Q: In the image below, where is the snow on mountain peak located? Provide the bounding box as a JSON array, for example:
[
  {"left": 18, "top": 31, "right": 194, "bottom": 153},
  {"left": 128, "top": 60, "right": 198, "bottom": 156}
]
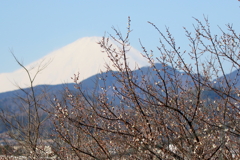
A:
[{"left": 0, "top": 37, "right": 148, "bottom": 93}]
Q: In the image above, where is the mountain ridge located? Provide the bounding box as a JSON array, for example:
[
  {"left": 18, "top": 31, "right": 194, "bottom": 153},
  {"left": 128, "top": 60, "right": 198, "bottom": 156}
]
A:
[{"left": 0, "top": 37, "right": 149, "bottom": 93}]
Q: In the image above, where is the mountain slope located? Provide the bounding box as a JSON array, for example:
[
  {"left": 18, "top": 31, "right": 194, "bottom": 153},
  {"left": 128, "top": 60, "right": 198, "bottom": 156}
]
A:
[
  {"left": 214, "top": 69, "right": 240, "bottom": 88},
  {"left": 0, "top": 37, "right": 148, "bottom": 93}
]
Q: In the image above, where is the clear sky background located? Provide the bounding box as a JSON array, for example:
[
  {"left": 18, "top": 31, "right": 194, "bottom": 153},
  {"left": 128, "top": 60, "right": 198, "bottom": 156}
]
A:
[{"left": 1, "top": 1, "right": 240, "bottom": 74}]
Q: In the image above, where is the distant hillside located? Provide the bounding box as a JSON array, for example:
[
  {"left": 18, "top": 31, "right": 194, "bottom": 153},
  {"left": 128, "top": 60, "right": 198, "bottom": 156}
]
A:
[
  {"left": 1, "top": 63, "right": 239, "bottom": 134},
  {"left": 214, "top": 69, "right": 240, "bottom": 89},
  {"left": 0, "top": 63, "right": 193, "bottom": 109}
]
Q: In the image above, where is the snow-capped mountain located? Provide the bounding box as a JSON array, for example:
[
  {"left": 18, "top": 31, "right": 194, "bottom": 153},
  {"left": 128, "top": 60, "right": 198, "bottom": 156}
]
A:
[{"left": 0, "top": 37, "right": 149, "bottom": 93}]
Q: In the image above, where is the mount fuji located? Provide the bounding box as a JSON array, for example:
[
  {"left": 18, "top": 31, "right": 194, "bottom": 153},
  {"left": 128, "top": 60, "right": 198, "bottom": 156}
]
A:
[{"left": 0, "top": 37, "right": 149, "bottom": 93}]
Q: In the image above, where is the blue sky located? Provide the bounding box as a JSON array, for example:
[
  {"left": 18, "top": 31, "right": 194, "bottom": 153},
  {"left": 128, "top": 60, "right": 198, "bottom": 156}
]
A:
[{"left": 1, "top": 1, "right": 240, "bottom": 74}]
